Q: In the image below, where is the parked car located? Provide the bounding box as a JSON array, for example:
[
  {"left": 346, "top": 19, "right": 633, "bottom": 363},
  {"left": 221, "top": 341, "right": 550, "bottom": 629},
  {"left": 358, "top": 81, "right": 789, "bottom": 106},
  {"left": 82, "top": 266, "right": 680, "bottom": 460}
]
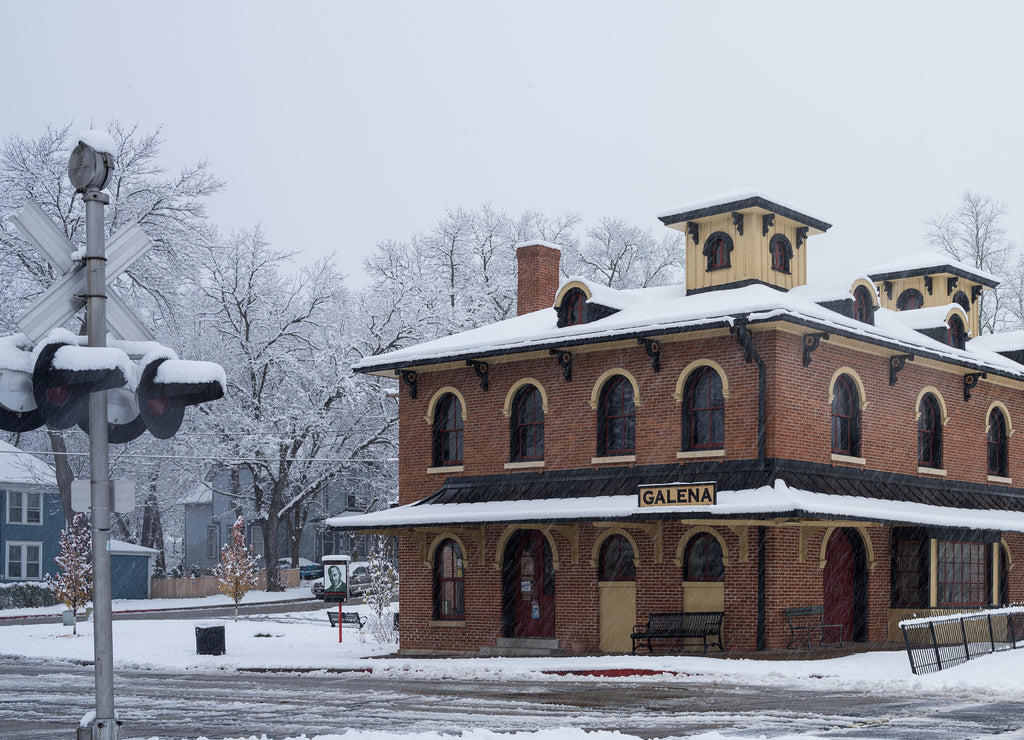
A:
[
  {"left": 276, "top": 557, "right": 323, "bottom": 581},
  {"left": 311, "top": 560, "right": 372, "bottom": 599}
]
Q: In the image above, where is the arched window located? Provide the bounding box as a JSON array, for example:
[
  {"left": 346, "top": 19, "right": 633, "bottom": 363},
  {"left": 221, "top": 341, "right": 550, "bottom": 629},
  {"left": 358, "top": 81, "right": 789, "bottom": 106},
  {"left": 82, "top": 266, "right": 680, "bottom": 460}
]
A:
[
  {"left": 681, "top": 366, "right": 724, "bottom": 451},
  {"left": 948, "top": 315, "right": 966, "bottom": 349},
  {"left": 853, "top": 286, "right": 874, "bottom": 324},
  {"left": 510, "top": 385, "right": 544, "bottom": 462},
  {"left": 598, "top": 375, "right": 635, "bottom": 456},
  {"left": 954, "top": 291, "right": 971, "bottom": 314},
  {"left": 598, "top": 534, "right": 636, "bottom": 581},
  {"left": 565, "top": 289, "right": 586, "bottom": 326},
  {"left": 897, "top": 289, "right": 924, "bottom": 310},
  {"left": 918, "top": 393, "right": 943, "bottom": 469},
  {"left": 831, "top": 374, "right": 861, "bottom": 456},
  {"left": 988, "top": 407, "right": 1009, "bottom": 477},
  {"left": 703, "top": 232, "right": 733, "bottom": 271},
  {"left": 434, "top": 539, "right": 465, "bottom": 620},
  {"left": 432, "top": 393, "right": 464, "bottom": 466},
  {"left": 684, "top": 532, "right": 724, "bottom": 581},
  {"left": 769, "top": 234, "right": 792, "bottom": 273}
]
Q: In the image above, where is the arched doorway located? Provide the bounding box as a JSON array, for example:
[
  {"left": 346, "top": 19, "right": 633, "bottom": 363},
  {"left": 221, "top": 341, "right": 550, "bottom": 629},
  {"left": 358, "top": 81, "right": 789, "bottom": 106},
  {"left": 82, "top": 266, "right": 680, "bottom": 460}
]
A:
[
  {"left": 823, "top": 528, "right": 867, "bottom": 642},
  {"left": 502, "top": 530, "right": 555, "bottom": 638}
]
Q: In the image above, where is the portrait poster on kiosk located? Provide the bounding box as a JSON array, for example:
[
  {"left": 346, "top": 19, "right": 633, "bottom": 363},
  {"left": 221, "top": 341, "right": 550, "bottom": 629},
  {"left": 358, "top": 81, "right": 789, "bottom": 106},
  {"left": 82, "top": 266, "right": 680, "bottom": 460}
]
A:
[{"left": 322, "top": 554, "right": 350, "bottom": 603}]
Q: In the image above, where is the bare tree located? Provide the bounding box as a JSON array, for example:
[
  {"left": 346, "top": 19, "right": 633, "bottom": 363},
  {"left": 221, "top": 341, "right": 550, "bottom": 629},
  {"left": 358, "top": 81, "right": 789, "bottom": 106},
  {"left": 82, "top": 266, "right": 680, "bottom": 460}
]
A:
[{"left": 925, "top": 190, "right": 1014, "bottom": 334}]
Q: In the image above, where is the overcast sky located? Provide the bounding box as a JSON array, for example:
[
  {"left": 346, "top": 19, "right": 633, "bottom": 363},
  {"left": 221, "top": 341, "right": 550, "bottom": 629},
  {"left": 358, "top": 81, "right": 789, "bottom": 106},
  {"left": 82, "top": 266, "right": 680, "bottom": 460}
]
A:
[{"left": 4, "top": 1, "right": 1023, "bottom": 288}]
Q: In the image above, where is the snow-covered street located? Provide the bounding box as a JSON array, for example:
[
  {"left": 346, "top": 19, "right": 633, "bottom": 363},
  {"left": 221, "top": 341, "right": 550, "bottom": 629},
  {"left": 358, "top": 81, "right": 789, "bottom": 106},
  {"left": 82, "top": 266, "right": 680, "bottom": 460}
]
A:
[{"left": 2, "top": 595, "right": 1024, "bottom": 739}]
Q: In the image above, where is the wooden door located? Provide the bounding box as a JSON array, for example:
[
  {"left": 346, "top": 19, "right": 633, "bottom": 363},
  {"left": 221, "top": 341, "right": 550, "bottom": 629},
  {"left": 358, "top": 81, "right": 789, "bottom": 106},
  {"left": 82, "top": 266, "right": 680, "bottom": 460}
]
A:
[
  {"left": 512, "top": 530, "right": 555, "bottom": 637},
  {"left": 824, "top": 530, "right": 856, "bottom": 642},
  {"left": 599, "top": 582, "right": 635, "bottom": 652}
]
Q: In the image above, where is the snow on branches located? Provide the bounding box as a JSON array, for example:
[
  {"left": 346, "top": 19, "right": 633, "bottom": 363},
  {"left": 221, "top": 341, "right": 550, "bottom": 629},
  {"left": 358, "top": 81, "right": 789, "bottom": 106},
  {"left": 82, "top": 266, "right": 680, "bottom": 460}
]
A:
[
  {"left": 46, "top": 513, "right": 92, "bottom": 635},
  {"left": 214, "top": 516, "right": 260, "bottom": 621},
  {"left": 363, "top": 536, "right": 399, "bottom": 643}
]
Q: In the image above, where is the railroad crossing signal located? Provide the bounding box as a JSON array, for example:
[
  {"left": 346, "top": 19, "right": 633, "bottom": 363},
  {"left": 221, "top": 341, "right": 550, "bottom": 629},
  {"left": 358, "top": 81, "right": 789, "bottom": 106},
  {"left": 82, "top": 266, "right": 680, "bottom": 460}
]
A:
[{"left": 11, "top": 200, "right": 155, "bottom": 342}]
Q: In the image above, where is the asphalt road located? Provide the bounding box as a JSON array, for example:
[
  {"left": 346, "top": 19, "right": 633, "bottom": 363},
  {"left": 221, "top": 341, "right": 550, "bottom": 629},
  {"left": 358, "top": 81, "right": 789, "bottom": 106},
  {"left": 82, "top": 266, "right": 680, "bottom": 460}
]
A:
[{"left": 2, "top": 656, "right": 1024, "bottom": 740}]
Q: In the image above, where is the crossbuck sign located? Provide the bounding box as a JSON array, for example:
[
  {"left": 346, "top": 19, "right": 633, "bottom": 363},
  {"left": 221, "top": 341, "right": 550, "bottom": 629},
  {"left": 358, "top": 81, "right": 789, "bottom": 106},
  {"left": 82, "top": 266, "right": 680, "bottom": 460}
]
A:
[{"left": 12, "top": 200, "right": 155, "bottom": 342}]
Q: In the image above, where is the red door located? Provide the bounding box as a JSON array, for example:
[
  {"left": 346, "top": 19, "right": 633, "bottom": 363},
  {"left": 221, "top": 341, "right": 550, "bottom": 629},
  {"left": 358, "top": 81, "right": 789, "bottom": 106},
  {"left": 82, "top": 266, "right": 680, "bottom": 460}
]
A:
[
  {"left": 824, "top": 530, "right": 855, "bottom": 642},
  {"left": 512, "top": 530, "right": 555, "bottom": 637}
]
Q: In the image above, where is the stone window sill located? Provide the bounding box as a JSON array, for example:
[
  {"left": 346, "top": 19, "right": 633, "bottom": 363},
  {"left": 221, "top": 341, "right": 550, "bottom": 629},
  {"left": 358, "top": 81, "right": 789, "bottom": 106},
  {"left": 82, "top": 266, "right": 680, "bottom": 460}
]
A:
[
  {"left": 831, "top": 453, "right": 866, "bottom": 466},
  {"left": 429, "top": 619, "right": 466, "bottom": 628},
  {"left": 504, "top": 460, "right": 545, "bottom": 470},
  {"left": 591, "top": 454, "right": 637, "bottom": 465},
  {"left": 918, "top": 466, "right": 947, "bottom": 477},
  {"left": 987, "top": 475, "right": 1012, "bottom": 485},
  {"left": 427, "top": 465, "right": 464, "bottom": 475},
  {"left": 677, "top": 449, "right": 725, "bottom": 460}
]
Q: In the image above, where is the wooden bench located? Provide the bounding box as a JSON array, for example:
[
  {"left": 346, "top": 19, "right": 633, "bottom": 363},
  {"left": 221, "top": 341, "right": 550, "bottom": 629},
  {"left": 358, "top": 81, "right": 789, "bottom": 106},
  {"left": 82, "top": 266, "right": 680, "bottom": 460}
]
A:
[
  {"left": 327, "top": 610, "right": 366, "bottom": 629},
  {"left": 784, "top": 606, "right": 843, "bottom": 649},
  {"left": 631, "top": 611, "right": 724, "bottom": 654}
]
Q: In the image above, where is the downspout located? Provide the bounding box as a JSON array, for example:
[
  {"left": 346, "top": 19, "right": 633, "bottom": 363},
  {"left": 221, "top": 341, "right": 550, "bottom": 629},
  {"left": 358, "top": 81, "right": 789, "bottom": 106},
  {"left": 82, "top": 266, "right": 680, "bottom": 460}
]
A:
[{"left": 731, "top": 319, "right": 766, "bottom": 466}]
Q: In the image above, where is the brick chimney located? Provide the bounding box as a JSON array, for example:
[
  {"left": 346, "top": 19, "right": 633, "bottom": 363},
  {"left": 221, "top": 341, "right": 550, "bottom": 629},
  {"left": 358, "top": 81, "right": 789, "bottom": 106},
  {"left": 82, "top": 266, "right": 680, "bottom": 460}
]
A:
[{"left": 515, "top": 241, "right": 562, "bottom": 316}]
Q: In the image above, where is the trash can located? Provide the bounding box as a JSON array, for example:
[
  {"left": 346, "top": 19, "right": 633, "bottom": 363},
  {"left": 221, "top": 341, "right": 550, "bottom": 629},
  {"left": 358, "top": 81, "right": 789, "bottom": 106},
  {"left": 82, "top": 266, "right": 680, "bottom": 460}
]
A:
[{"left": 195, "top": 623, "right": 226, "bottom": 655}]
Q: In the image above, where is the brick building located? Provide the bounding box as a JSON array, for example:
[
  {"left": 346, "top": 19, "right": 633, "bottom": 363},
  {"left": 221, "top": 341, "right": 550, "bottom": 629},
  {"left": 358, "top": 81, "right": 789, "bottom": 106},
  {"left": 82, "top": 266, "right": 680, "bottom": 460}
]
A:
[{"left": 332, "top": 191, "right": 1024, "bottom": 655}]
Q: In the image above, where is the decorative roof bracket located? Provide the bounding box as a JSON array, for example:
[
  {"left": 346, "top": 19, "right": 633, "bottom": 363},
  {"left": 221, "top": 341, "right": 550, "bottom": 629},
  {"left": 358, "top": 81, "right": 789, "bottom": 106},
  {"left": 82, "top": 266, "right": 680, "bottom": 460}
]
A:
[
  {"left": 889, "top": 354, "right": 914, "bottom": 386},
  {"left": 637, "top": 337, "right": 661, "bottom": 373},
  {"left": 802, "top": 332, "right": 829, "bottom": 367},
  {"left": 923, "top": 276, "right": 933, "bottom": 295},
  {"left": 795, "top": 226, "right": 808, "bottom": 249},
  {"left": 884, "top": 281, "right": 893, "bottom": 300},
  {"left": 399, "top": 369, "right": 418, "bottom": 399},
  {"left": 466, "top": 359, "right": 490, "bottom": 391},
  {"left": 963, "top": 372, "right": 986, "bottom": 401},
  {"left": 947, "top": 276, "right": 959, "bottom": 296},
  {"left": 550, "top": 349, "right": 573, "bottom": 382},
  {"left": 686, "top": 221, "right": 699, "bottom": 246},
  {"left": 762, "top": 213, "right": 775, "bottom": 236},
  {"left": 731, "top": 212, "right": 744, "bottom": 236},
  {"left": 971, "top": 284, "right": 984, "bottom": 304}
]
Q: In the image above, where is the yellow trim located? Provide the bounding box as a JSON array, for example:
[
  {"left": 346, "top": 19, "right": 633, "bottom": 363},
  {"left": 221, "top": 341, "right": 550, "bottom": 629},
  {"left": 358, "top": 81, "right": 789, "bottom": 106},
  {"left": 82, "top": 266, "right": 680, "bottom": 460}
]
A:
[
  {"left": 502, "top": 378, "right": 549, "bottom": 417},
  {"left": 827, "top": 367, "right": 869, "bottom": 411},
  {"left": 849, "top": 278, "right": 879, "bottom": 307},
  {"left": 914, "top": 386, "right": 949, "bottom": 426},
  {"left": 590, "top": 528, "right": 642, "bottom": 570},
  {"left": 673, "top": 360, "right": 731, "bottom": 402},
  {"left": 985, "top": 401, "right": 1015, "bottom": 437},
  {"left": 589, "top": 368, "right": 642, "bottom": 410},
  {"left": 673, "top": 525, "right": 730, "bottom": 569},
  {"left": 553, "top": 280, "right": 593, "bottom": 307},
  {"left": 942, "top": 304, "right": 969, "bottom": 326},
  {"left": 425, "top": 532, "right": 470, "bottom": 571},
  {"left": 424, "top": 386, "right": 468, "bottom": 424},
  {"left": 819, "top": 526, "right": 876, "bottom": 571},
  {"left": 1001, "top": 538, "right": 1014, "bottom": 572}
]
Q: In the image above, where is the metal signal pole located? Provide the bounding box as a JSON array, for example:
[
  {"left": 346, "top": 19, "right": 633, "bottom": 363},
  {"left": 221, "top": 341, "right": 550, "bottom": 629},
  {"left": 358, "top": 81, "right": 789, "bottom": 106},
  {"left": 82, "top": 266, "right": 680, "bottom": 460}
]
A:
[{"left": 70, "top": 141, "right": 119, "bottom": 740}]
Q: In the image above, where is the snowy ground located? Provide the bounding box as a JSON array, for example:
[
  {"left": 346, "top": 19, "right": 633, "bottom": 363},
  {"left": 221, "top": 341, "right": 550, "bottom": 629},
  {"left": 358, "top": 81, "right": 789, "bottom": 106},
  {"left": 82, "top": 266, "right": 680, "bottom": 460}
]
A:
[{"left": 3, "top": 591, "right": 1023, "bottom": 740}]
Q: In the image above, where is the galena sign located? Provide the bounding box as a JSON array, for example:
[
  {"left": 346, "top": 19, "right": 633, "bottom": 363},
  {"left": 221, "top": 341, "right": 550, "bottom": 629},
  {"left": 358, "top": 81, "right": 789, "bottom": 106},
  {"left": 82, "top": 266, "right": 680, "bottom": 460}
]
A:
[{"left": 638, "top": 482, "right": 716, "bottom": 508}]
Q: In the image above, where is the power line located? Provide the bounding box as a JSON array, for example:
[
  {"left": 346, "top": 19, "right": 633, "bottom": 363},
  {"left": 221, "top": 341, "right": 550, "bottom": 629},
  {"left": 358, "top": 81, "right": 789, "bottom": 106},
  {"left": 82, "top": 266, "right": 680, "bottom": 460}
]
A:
[{"left": 0, "top": 448, "right": 396, "bottom": 464}]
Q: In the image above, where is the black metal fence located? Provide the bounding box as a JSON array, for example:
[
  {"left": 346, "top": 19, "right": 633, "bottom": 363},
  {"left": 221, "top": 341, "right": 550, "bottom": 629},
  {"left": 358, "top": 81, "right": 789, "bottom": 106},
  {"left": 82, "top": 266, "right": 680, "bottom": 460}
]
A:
[{"left": 900, "top": 607, "right": 1024, "bottom": 674}]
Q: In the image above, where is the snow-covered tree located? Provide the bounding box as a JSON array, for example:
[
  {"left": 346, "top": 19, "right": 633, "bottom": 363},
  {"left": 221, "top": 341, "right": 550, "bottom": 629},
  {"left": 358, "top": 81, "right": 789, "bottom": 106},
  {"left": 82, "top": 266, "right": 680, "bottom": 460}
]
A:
[
  {"left": 46, "top": 513, "right": 92, "bottom": 634},
  {"left": 187, "top": 230, "right": 395, "bottom": 589},
  {"left": 562, "top": 217, "right": 685, "bottom": 289},
  {"left": 363, "top": 536, "right": 399, "bottom": 643},
  {"left": 926, "top": 190, "right": 1014, "bottom": 334},
  {"left": 214, "top": 515, "right": 259, "bottom": 621}
]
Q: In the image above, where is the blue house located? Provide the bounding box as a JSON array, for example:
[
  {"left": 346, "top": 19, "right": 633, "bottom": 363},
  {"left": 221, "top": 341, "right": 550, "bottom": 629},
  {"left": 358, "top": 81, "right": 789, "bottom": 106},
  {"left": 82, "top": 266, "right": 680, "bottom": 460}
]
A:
[{"left": 0, "top": 440, "right": 63, "bottom": 583}]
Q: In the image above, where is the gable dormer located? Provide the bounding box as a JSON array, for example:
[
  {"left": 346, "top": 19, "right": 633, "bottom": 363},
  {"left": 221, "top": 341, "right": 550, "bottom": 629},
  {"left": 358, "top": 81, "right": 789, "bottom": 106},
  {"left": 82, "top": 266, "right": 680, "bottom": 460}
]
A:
[
  {"left": 867, "top": 252, "right": 998, "bottom": 339},
  {"left": 554, "top": 280, "right": 619, "bottom": 327},
  {"left": 658, "top": 190, "right": 831, "bottom": 295}
]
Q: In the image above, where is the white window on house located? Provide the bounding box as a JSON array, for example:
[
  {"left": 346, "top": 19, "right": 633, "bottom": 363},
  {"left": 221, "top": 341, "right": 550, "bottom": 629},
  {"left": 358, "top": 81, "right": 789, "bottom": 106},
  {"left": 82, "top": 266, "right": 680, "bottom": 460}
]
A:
[
  {"left": 7, "top": 542, "right": 42, "bottom": 580},
  {"left": 207, "top": 526, "right": 219, "bottom": 559},
  {"left": 6, "top": 491, "right": 42, "bottom": 524}
]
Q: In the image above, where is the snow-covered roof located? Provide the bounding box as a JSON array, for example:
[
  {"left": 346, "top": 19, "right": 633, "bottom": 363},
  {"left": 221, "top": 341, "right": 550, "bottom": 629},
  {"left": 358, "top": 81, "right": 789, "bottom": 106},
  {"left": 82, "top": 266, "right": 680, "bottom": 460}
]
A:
[
  {"left": 108, "top": 539, "right": 159, "bottom": 555},
  {"left": 657, "top": 189, "right": 832, "bottom": 233},
  {"left": 326, "top": 478, "right": 1024, "bottom": 533},
  {"left": 889, "top": 304, "right": 965, "bottom": 331},
  {"left": 867, "top": 250, "right": 1000, "bottom": 287},
  {"left": 0, "top": 440, "right": 57, "bottom": 487},
  {"left": 353, "top": 278, "right": 1023, "bottom": 380}
]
